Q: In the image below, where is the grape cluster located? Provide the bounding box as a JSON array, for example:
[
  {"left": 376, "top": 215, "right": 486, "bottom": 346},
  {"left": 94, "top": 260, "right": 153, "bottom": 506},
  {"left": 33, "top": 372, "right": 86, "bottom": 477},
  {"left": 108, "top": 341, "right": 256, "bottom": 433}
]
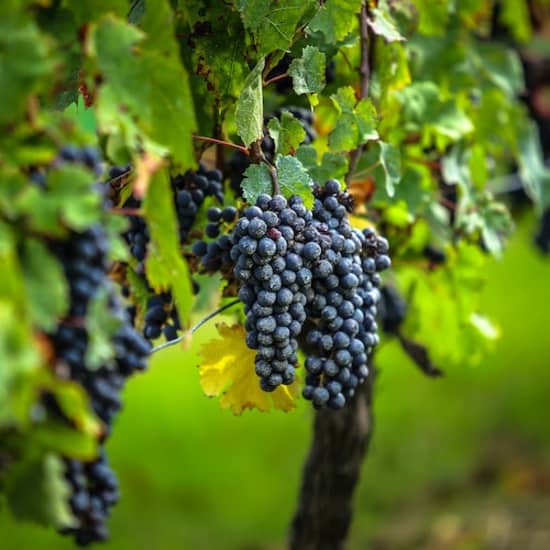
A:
[
  {"left": 30, "top": 145, "right": 104, "bottom": 188},
  {"left": 115, "top": 164, "right": 224, "bottom": 343},
  {"left": 192, "top": 205, "right": 238, "bottom": 275},
  {"left": 300, "top": 182, "right": 391, "bottom": 409},
  {"left": 49, "top": 225, "right": 149, "bottom": 546},
  {"left": 230, "top": 194, "right": 315, "bottom": 391},
  {"left": 228, "top": 181, "right": 391, "bottom": 407},
  {"left": 39, "top": 148, "right": 151, "bottom": 545},
  {"left": 62, "top": 453, "right": 119, "bottom": 546}
]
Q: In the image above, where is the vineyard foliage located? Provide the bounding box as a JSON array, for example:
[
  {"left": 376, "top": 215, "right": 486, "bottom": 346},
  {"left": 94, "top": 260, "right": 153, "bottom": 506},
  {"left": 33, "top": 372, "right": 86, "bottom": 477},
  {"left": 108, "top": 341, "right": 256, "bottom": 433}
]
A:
[{"left": 0, "top": 0, "right": 548, "bottom": 541}]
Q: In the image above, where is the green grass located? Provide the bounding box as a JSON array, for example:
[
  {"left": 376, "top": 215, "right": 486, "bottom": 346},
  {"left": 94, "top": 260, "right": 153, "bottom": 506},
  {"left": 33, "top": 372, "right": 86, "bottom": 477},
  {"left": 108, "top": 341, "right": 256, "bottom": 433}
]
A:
[{"left": 1, "top": 217, "right": 549, "bottom": 549}]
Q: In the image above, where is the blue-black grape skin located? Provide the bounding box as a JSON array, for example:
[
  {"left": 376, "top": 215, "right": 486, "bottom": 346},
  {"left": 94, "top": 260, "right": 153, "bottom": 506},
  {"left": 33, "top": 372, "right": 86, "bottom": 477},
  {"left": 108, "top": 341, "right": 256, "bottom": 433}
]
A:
[
  {"left": 46, "top": 149, "right": 151, "bottom": 546},
  {"left": 184, "top": 169, "right": 391, "bottom": 409}
]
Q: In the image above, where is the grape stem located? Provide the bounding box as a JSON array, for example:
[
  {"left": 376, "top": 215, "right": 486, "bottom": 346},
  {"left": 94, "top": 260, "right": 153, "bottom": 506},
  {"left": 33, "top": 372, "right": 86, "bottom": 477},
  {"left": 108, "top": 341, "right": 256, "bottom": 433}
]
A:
[
  {"left": 249, "top": 139, "right": 280, "bottom": 195},
  {"left": 192, "top": 135, "right": 249, "bottom": 155},
  {"left": 107, "top": 207, "right": 142, "bottom": 216},
  {"left": 149, "top": 299, "right": 241, "bottom": 354},
  {"left": 263, "top": 72, "right": 289, "bottom": 87}
]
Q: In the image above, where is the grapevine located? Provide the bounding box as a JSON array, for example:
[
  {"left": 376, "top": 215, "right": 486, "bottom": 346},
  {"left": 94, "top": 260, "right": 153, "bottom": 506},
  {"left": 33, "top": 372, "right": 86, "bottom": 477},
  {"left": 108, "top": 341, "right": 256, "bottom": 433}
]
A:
[{"left": 0, "top": 1, "right": 547, "bottom": 549}]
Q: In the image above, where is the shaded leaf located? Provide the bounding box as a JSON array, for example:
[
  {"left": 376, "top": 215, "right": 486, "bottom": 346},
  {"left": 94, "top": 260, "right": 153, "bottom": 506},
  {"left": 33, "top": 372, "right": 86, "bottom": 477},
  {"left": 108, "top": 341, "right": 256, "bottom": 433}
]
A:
[
  {"left": 399, "top": 242, "right": 499, "bottom": 368},
  {"left": 237, "top": 0, "right": 318, "bottom": 54},
  {"left": 144, "top": 168, "right": 193, "bottom": 326},
  {"left": 288, "top": 45, "right": 326, "bottom": 95},
  {"left": 329, "top": 87, "right": 378, "bottom": 151},
  {"left": 92, "top": 15, "right": 196, "bottom": 166},
  {"left": 518, "top": 122, "right": 550, "bottom": 209},
  {"left": 307, "top": 0, "right": 362, "bottom": 43},
  {"left": 368, "top": 3, "right": 405, "bottom": 43},
  {"left": 0, "top": 14, "right": 55, "bottom": 125},
  {"left": 85, "top": 286, "right": 122, "bottom": 369},
  {"left": 362, "top": 141, "right": 401, "bottom": 197},
  {"left": 397, "top": 82, "right": 474, "bottom": 145},
  {"left": 20, "top": 239, "right": 68, "bottom": 332},
  {"left": 296, "top": 145, "right": 349, "bottom": 184},
  {"left": 241, "top": 163, "right": 273, "bottom": 204},
  {"left": 267, "top": 111, "right": 306, "bottom": 155},
  {"left": 275, "top": 155, "right": 314, "bottom": 208},
  {"left": 236, "top": 58, "right": 265, "bottom": 147},
  {"left": 4, "top": 453, "right": 75, "bottom": 527},
  {"left": 63, "top": 0, "right": 127, "bottom": 25}
]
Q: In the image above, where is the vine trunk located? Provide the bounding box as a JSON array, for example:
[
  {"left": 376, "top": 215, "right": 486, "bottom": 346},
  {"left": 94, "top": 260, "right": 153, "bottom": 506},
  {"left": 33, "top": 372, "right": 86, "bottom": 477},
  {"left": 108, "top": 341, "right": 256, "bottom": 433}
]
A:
[{"left": 289, "top": 372, "right": 375, "bottom": 550}]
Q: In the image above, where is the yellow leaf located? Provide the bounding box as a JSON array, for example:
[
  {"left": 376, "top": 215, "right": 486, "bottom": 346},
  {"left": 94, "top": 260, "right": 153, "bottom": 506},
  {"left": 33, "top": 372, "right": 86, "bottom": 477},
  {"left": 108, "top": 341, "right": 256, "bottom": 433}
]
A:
[
  {"left": 198, "top": 323, "right": 299, "bottom": 415},
  {"left": 349, "top": 214, "right": 374, "bottom": 231}
]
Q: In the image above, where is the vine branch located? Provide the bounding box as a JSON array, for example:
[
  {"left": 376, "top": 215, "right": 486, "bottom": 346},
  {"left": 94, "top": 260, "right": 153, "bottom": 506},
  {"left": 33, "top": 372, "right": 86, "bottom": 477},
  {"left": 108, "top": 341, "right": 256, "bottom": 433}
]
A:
[
  {"left": 345, "top": 3, "right": 371, "bottom": 185},
  {"left": 150, "top": 299, "right": 241, "bottom": 355}
]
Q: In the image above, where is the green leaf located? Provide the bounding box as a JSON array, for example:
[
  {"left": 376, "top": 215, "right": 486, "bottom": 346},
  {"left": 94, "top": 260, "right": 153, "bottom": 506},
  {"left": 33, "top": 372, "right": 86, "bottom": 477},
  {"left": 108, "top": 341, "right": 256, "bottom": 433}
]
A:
[
  {"left": 142, "top": 53, "right": 197, "bottom": 167},
  {"left": 456, "top": 187, "right": 514, "bottom": 257},
  {"left": 479, "top": 201, "right": 514, "bottom": 257},
  {"left": 307, "top": 0, "right": 362, "bottom": 43},
  {"left": 517, "top": 122, "right": 550, "bottom": 209},
  {"left": 367, "top": 2, "right": 405, "bottom": 43},
  {"left": 16, "top": 165, "right": 101, "bottom": 234},
  {"left": 473, "top": 43, "right": 524, "bottom": 98},
  {"left": 399, "top": 242, "right": 497, "bottom": 369},
  {"left": 409, "top": 0, "right": 449, "bottom": 36},
  {"left": 49, "top": 380, "right": 102, "bottom": 440},
  {"left": 498, "top": 0, "right": 532, "bottom": 43},
  {"left": 275, "top": 155, "right": 314, "bottom": 208},
  {"left": 328, "top": 87, "right": 378, "bottom": 152},
  {"left": 139, "top": 0, "right": 179, "bottom": 57},
  {"left": 236, "top": 58, "right": 265, "bottom": 147},
  {"left": 143, "top": 169, "right": 193, "bottom": 326},
  {"left": 371, "top": 165, "right": 432, "bottom": 219},
  {"left": 32, "top": 421, "right": 99, "bottom": 459},
  {"left": 0, "top": 303, "right": 41, "bottom": 426},
  {"left": 241, "top": 163, "right": 273, "bottom": 204},
  {"left": 296, "top": 145, "right": 349, "bottom": 183},
  {"left": 36, "top": 6, "right": 81, "bottom": 109},
  {"left": 267, "top": 111, "right": 306, "bottom": 155},
  {"left": 288, "top": 46, "right": 326, "bottom": 95},
  {"left": 20, "top": 239, "right": 68, "bottom": 332},
  {"left": 237, "top": 0, "right": 317, "bottom": 54},
  {"left": 85, "top": 286, "right": 122, "bottom": 369},
  {"left": 63, "top": 0, "right": 127, "bottom": 25},
  {"left": 4, "top": 453, "right": 75, "bottom": 528},
  {"left": 0, "top": 14, "right": 55, "bottom": 125},
  {"left": 181, "top": 4, "right": 248, "bottom": 104},
  {"left": 397, "top": 82, "right": 473, "bottom": 146},
  {"left": 92, "top": 15, "right": 196, "bottom": 167},
  {"left": 441, "top": 144, "right": 469, "bottom": 186},
  {"left": 362, "top": 141, "right": 401, "bottom": 197}
]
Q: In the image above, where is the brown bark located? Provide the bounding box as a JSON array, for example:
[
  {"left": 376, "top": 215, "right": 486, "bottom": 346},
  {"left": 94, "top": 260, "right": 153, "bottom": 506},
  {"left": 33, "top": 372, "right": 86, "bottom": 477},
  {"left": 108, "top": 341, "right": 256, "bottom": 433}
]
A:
[{"left": 289, "top": 374, "right": 375, "bottom": 550}]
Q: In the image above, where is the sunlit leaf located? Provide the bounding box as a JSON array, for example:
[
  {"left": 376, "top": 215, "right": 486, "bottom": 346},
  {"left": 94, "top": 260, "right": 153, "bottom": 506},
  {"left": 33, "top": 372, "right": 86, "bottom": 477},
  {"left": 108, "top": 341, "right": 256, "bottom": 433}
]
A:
[{"left": 197, "top": 323, "right": 299, "bottom": 415}]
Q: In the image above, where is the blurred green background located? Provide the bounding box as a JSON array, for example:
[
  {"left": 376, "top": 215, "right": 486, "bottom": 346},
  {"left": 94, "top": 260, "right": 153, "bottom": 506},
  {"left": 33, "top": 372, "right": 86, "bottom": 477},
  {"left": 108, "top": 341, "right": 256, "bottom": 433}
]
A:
[{"left": 1, "top": 215, "right": 549, "bottom": 549}]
